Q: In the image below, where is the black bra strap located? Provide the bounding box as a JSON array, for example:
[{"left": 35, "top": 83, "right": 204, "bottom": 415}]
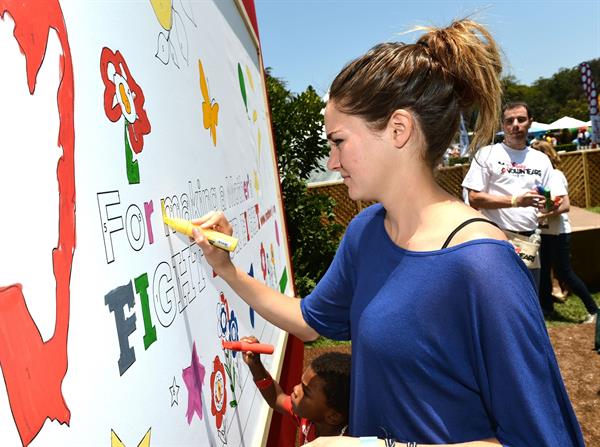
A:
[{"left": 441, "top": 218, "right": 500, "bottom": 249}]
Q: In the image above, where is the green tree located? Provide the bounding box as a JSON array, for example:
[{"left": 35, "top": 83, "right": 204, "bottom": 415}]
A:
[
  {"left": 265, "top": 70, "right": 343, "bottom": 297},
  {"left": 502, "top": 58, "right": 600, "bottom": 123}
]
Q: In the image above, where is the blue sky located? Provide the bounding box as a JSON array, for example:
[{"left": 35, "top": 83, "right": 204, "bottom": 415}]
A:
[{"left": 254, "top": 0, "right": 600, "bottom": 95}]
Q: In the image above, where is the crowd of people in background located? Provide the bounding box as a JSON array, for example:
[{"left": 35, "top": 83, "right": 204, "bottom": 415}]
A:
[
  {"left": 531, "top": 126, "right": 592, "bottom": 148},
  {"left": 442, "top": 124, "right": 594, "bottom": 167}
]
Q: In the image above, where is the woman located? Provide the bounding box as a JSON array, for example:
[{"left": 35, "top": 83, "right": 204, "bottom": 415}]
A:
[
  {"left": 193, "top": 20, "right": 584, "bottom": 446},
  {"left": 533, "top": 140, "right": 599, "bottom": 323}
]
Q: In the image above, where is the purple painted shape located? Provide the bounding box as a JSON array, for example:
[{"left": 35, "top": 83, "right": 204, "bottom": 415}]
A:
[
  {"left": 182, "top": 342, "right": 206, "bottom": 424},
  {"left": 144, "top": 200, "right": 154, "bottom": 244}
]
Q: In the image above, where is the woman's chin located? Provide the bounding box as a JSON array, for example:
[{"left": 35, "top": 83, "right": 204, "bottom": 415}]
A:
[
  {"left": 347, "top": 189, "right": 369, "bottom": 202},
  {"left": 345, "top": 186, "right": 359, "bottom": 201}
]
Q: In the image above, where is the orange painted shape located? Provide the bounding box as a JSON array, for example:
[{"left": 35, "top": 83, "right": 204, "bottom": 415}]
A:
[
  {"left": 0, "top": 0, "right": 76, "bottom": 445},
  {"left": 0, "top": 285, "right": 71, "bottom": 445}
]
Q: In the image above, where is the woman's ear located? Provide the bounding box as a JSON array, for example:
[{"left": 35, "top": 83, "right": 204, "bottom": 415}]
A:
[{"left": 388, "top": 109, "right": 414, "bottom": 149}]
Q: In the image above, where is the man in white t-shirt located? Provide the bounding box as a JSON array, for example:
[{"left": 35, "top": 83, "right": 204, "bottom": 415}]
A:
[{"left": 462, "top": 102, "right": 555, "bottom": 290}]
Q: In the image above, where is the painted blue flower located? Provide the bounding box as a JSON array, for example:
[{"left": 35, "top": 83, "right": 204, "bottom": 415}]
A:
[
  {"left": 217, "top": 303, "right": 228, "bottom": 338},
  {"left": 228, "top": 310, "right": 239, "bottom": 357}
]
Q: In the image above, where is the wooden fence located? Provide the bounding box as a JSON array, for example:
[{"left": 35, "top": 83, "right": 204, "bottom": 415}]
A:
[{"left": 309, "top": 149, "right": 600, "bottom": 228}]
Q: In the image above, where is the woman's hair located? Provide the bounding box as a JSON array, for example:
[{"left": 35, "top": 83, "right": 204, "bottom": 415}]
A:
[
  {"left": 329, "top": 19, "right": 502, "bottom": 168},
  {"left": 531, "top": 140, "right": 561, "bottom": 169}
]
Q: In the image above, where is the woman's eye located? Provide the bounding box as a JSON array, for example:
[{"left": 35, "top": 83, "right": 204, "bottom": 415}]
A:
[{"left": 333, "top": 139, "right": 343, "bottom": 147}]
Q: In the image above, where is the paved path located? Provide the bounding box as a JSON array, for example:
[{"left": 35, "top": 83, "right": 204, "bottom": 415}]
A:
[{"left": 570, "top": 206, "right": 600, "bottom": 232}]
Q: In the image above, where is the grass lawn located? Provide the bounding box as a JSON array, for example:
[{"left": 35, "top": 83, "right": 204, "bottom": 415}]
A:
[
  {"left": 546, "top": 291, "right": 600, "bottom": 327},
  {"left": 543, "top": 205, "right": 600, "bottom": 325},
  {"left": 305, "top": 337, "right": 350, "bottom": 349}
]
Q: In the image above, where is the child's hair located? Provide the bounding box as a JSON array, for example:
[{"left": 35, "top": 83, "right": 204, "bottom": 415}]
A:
[
  {"left": 329, "top": 19, "right": 503, "bottom": 168},
  {"left": 531, "top": 140, "right": 561, "bottom": 169},
  {"left": 310, "top": 352, "right": 351, "bottom": 420}
]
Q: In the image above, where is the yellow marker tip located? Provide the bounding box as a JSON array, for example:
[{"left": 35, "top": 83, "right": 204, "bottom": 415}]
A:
[{"left": 161, "top": 200, "right": 167, "bottom": 220}]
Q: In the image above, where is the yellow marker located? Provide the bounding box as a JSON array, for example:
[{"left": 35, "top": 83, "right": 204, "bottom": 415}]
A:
[{"left": 161, "top": 201, "right": 238, "bottom": 252}]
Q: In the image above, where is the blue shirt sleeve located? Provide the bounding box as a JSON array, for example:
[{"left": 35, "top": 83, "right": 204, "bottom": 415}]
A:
[
  {"left": 300, "top": 221, "right": 357, "bottom": 340},
  {"left": 463, "top": 245, "right": 584, "bottom": 446}
]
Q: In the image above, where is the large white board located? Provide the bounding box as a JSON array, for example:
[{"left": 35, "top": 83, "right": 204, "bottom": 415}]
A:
[{"left": 0, "top": 1, "right": 292, "bottom": 446}]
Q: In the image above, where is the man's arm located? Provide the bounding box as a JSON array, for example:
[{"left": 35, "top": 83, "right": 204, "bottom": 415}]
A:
[{"left": 468, "top": 188, "right": 545, "bottom": 210}]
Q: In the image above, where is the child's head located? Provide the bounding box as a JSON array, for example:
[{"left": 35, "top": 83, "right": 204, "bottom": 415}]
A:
[
  {"left": 291, "top": 352, "right": 351, "bottom": 427},
  {"left": 532, "top": 139, "right": 561, "bottom": 169}
]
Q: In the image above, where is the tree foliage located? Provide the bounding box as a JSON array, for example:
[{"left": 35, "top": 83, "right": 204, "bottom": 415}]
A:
[
  {"left": 265, "top": 70, "right": 343, "bottom": 297},
  {"left": 502, "top": 58, "right": 600, "bottom": 123}
]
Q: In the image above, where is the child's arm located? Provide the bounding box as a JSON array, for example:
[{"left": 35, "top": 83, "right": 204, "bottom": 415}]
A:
[{"left": 241, "top": 336, "right": 289, "bottom": 414}]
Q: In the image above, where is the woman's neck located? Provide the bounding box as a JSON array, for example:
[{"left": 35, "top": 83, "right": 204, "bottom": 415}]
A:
[
  {"left": 381, "top": 167, "right": 441, "bottom": 222},
  {"left": 380, "top": 171, "right": 461, "bottom": 250}
]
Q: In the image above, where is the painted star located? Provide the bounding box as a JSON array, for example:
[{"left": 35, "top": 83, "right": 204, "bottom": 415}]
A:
[
  {"left": 170, "top": 376, "right": 180, "bottom": 406},
  {"left": 182, "top": 341, "right": 206, "bottom": 424},
  {"left": 111, "top": 428, "right": 151, "bottom": 447}
]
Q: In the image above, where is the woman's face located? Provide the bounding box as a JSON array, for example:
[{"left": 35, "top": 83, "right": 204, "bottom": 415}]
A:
[{"left": 324, "top": 101, "right": 388, "bottom": 201}]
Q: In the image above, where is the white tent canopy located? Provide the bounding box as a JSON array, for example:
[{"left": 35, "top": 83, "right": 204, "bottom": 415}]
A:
[
  {"left": 547, "top": 116, "right": 589, "bottom": 130},
  {"left": 530, "top": 121, "right": 550, "bottom": 132}
]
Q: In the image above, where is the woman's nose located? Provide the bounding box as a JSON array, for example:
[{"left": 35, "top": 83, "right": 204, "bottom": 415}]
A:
[{"left": 327, "top": 148, "right": 340, "bottom": 170}]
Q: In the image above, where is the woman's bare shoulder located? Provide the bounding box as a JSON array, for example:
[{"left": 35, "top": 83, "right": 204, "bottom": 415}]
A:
[{"left": 445, "top": 204, "right": 506, "bottom": 247}]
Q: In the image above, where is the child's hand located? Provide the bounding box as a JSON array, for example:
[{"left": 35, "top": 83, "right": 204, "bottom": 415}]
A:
[
  {"left": 240, "top": 336, "right": 262, "bottom": 367},
  {"left": 551, "top": 196, "right": 563, "bottom": 211}
]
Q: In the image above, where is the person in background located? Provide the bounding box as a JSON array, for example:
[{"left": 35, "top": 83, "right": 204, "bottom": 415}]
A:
[
  {"left": 241, "top": 336, "right": 350, "bottom": 445},
  {"left": 462, "top": 101, "right": 556, "bottom": 290},
  {"left": 577, "top": 127, "right": 590, "bottom": 147},
  {"left": 532, "top": 140, "right": 599, "bottom": 323},
  {"left": 193, "top": 19, "right": 584, "bottom": 446}
]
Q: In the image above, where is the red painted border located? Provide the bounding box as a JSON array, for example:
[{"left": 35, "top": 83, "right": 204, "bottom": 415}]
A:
[
  {"left": 266, "top": 335, "right": 305, "bottom": 447},
  {"left": 245, "top": 1, "right": 305, "bottom": 445},
  {"left": 240, "top": 0, "right": 260, "bottom": 41}
]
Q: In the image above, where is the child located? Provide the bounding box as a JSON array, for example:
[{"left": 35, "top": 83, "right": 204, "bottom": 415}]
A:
[{"left": 240, "top": 336, "right": 350, "bottom": 445}]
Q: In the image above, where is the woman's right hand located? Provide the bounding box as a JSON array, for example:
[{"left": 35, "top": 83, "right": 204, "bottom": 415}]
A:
[{"left": 191, "top": 211, "right": 235, "bottom": 277}]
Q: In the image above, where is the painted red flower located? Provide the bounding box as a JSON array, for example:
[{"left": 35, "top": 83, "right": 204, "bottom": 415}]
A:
[
  {"left": 210, "top": 355, "right": 227, "bottom": 429},
  {"left": 100, "top": 47, "right": 151, "bottom": 154}
]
